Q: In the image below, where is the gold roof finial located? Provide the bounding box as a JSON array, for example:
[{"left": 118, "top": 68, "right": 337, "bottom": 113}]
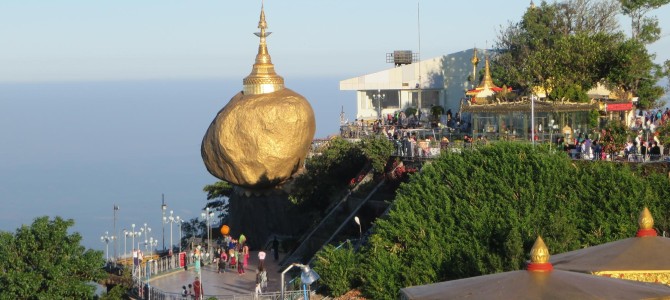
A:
[
  {"left": 636, "top": 207, "right": 657, "bottom": 237},
  {"left": 530, "top": 0, "right": 536, "bottom": 9},
  {"left": 639, "top": 207, "right": 654, "bottom": 230},
  {"left": 530, "top": 236, "right": 550, "bottom": 264},
  {"left": 471, "top": 47, "right": 480, "bottom": 66},
  {"left": 243, "top": 0, "right": 285, "bottom": 95},
  {"left": 527, "top": 236, "right": 553, "bottom": 272}
]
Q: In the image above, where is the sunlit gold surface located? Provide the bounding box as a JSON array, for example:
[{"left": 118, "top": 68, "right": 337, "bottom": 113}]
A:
[
  {"left": 594, "top": 270, "right": 670, "bottom": 286},
  {"left": 201, "top": 2, "right": 316, "bottom": 190},
  {"left": 639, "top": 207, "right": 654, "bottom": 230},
  {"left": 530, "top": 236, "right": 550, "bottom": 264},
  {"left": 477, "top": 54, "right": 497, "bottom": 90},
  {"left": 202, "top": 89, "right": 315, "bottom": 189},
  {"left": 243, "top": 2, "right": 284, "bottom": 95}
]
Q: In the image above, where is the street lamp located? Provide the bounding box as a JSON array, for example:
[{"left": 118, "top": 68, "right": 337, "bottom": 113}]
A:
[
  {"left": 101, "top": 231, "right": 115, "bottom": 262},
  {"left": 354, "top": 216, "right": 362, "bottom": 240},
  {"left": 201, "top": 208, "right": 214, "bottom": 259},
  {"left": 281, "top": 263, "right": 320, "bottom": 300},
  {"left": 372, "top": 90, "right": 386, "bottom": 120},
  {"left": 144, "top": 237, "right": 158, "bottom": 254},
  {"left": 113, "top": 204, "right": 119, "bottom": 260},
  {"left": 140, "top": 223, "right": 151, "bottom": 250},
  {"left": 531, "top": 94, "right": 536, "bottom": 146},
  {"left": 177, "top": 219, "right": 184, "bottom": 253},
  {"left": 163, "top": 210, "right": 181, "bottom": 253},
  {"left": 129, "top": 224, "right": 142, "bottom": 255},
  {"left": 161, "top": 195, "right": 167, "bottom": 251},
  {"left": 123, "top": 229, "right": 128, "bottom": 258}
]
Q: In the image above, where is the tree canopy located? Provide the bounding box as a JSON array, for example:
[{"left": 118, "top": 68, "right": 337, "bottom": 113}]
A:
[
  {"left": 492, "top": 0, "right": 667, "bottom": 108},
  {"left": 0, "top": 216, "right": 106, "bottom": 299}
]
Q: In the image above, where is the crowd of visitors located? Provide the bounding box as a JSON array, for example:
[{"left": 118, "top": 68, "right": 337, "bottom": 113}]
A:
[{"left": 179, "top": 234, "right": 276, "bottom": 299}]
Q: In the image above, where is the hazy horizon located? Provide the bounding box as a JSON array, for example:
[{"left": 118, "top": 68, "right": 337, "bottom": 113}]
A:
[{"left": 0, "top": 77, "right": 355, "bottom": 253}]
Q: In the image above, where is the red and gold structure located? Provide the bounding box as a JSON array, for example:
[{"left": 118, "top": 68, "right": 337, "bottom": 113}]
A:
[
  {"left": 551, "top": 207, "right": 670, "bottom": 286},
  {"left": 400, "top": 236, "right": 670, "bottom": 299}
]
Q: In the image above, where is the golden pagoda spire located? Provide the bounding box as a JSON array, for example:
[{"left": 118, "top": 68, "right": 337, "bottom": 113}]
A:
[
  {"left": 636, "top": 207, "right": 657, "bottom": 237},
  {"left": 527, "top": 235, "right": 554, "bottom": 271},
  {"left": 243, "top": 0, "right": 285, "bottom": 95},
  {"left": 471, "top": 47, "right": 479, "bottom": 85},
  {"left": 530, "top": 0, "right": 536, "bottom": 9},
  {"left": 477, "top": 52, "right": 496, "bottom": 90}
]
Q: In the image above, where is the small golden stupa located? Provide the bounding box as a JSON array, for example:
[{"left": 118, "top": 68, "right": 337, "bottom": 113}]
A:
[{"left": 201, "top": 1, "right": 316, "bottom": 190}]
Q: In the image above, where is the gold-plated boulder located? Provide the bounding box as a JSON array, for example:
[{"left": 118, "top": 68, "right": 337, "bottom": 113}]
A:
[{"left": 201, "top": 89, "right": 315, "bottom": 189}]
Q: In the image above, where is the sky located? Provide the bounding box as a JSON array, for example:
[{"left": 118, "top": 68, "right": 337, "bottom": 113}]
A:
[{"left": 1, "top": 0, "right": 669, "bottom": 253}]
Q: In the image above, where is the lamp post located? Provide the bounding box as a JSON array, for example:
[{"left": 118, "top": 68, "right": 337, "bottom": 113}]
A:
[
  {"left": 140, "top": 223, "right": 151, "bottom": 250},
  {"left": 129, "top": 224, "right": 142, "bottom": 255},
  {"left": 281, "top": 263, "right": 320, "bottom": 300},
  {"left": 144, "top": 237, "right": 158, "bottom": 254},
  {"left": 123, "top": 229, "right": 128, "bottom": 258},
  {"left": 113, "top": 204, "right": 119, "bottom": 260},
  {"left": 161, "top": 194, "right": 166, "bottom": 251},
  {"left": 354, "top": 216, "right": 362, "bottom": 240},
  {"left": 101, "top": 231, "right": 115, "bottom": 262},
  {"left": 531, "top": 94, "right": 536, "bottom": 146},
  {"left": 372, "top": 90, "right": 386, "bottom": 120},
  {"left": 163, "top": 210, "right": 181, "bottom": 253},
  {"left": 201, "top": 208, "right": 214, "bottom": 259},
  {"left": 177, "top": 219, "right": 184, "bottom": 253}
]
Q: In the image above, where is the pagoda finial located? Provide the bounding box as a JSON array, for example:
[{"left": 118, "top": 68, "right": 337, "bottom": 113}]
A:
[
  {"left": 530, "top": 0, "right": 536, "bottom": 9},
  {"left": 477, "top": 53, "right": 496, "bottom": 90},
  {"left": 527, "top": 236, "right": 553, "bottom": 272},
  {"left": 636, "top": 207, "right": 657, "bottom": 237},
  {"left": 243, "top": 0, "right": 285, "bottom": 95}
]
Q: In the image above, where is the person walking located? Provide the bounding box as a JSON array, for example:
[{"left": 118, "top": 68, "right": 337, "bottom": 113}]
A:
[{"left": 237, "top": 246, "right": 245, "bottom": 275}]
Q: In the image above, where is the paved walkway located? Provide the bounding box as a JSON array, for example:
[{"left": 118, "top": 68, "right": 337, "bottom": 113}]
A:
[{"left": 150, "top": 251, "right": 285, "bottom": 297}]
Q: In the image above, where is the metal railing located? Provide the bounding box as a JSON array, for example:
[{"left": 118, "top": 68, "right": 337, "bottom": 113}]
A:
[{"left": 139, "top": 285, "right": 307, "bottom": 300}]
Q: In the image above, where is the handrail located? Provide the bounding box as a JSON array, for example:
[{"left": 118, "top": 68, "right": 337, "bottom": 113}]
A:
[
  {"left": 307, "top": 177, "right": 386, "bottom": 266},
  {"left": 279, "top": 190, "right": 352, "bottom": 266}
]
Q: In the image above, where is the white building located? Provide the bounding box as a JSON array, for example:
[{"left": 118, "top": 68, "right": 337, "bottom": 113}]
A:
[{"left": 340, "top": 48, "right": 482, "bottom": 120}]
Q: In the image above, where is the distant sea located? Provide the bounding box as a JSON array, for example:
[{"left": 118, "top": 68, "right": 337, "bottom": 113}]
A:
[{"left": 0, "top": 78, "right": 355, "bottom": 254}]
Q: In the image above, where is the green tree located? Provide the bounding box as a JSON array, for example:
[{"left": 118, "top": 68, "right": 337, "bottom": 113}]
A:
[
  {"left": 619, "top": 0, "right": 670, "bottom": 43},
  {"left": 0, "top": 216, "right": 106, "bottom": 299},
  {"left": 313, "top": 242, "right": 360, "bottom": 297},
  {"left": 203, "top": 181, "right": 234, "bottom": 220},
  {"left": 492, "top": 0, "right": 665, "bottom": 107},
  {"left": 358, "top": 136, "right": 395, "bottom": 174},
  {"left": 290, "top": 137, "right": 366, "bottom": 211}
]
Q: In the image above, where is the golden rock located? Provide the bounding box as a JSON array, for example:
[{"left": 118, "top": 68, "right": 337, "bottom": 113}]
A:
[
  {"left": 201, "top": 89, "right": 315, "bottom": 189},
  {"left": 201, "top": 2, "right": 316, "bottom": 190}
]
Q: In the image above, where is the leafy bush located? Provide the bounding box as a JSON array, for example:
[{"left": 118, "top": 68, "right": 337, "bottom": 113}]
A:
[
  {"left": 313, "top": 242, "right": 360, "bottom": 297},
  {"left": 358, "top": 136, "right": 395, "bottom": 174},
  {"left": 350, "top": 143, "right": 670, "bottom": 299}
]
